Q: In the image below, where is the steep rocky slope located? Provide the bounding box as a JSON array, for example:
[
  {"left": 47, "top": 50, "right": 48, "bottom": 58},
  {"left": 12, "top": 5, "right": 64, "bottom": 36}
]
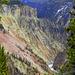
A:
[
  {"left": 0, "top": 4, "right": 65, "bottom": 62},
  {"left": 38, "top": 1, "right": 73, "bottom": 25},
  {"left": 23, "top": 0, "right": 73, "bottom": 27},
  {"left": 0, "top": 30, "right": 52, "bottom": 75},
  {"left": 18, "top": 0, "right": 75, "bottom": 72},
  {"left": 21, "top": 1, "right": 73, "bottom": 44},
  {"left": 0, "top": 3, "right": 66, "bottom": 74}
]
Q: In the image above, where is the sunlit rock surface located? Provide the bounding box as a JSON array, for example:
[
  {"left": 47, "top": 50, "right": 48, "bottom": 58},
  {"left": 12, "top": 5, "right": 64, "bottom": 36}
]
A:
[{"left": 0, "top": 3, "right": 66, "bottom": 75}]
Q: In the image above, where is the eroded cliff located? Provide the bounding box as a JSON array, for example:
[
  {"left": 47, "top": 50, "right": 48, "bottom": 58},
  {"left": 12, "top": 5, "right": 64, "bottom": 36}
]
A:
[{"left": 0, "top": 3, "right": 65, "bottom": 75}]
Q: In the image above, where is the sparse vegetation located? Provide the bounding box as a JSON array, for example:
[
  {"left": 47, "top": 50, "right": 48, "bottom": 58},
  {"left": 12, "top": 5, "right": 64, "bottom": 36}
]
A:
[
  {"left": 25, "top": 47, "right": 33, "bottom": 53},
  {"left": 16, "top": 44, "right": 47, "bottom": 69},
  {"left": 44, "top": 74, "right": 49, "bottom": 75},
  {"left": 33, "top": 67, "right": 38, "bottom": 73},
  {"left": 3, "top": 29, "right": 6, "bottom": 34},
  {"left": 7, "top": 52, "right": 9, "bottom": 55},
  {"left": 0, "top": 16, "right": 2, "bottom": 20},
  {"left": 25, "top": 45, "right": 47, "bottom": 70},
  {"left": 11, "top": 54, "right": 31, "bottom": 67},
  {"left": 41, "top": 65, "right": 48, "bottom": 72},
  {"left": 7, "top": 0, "right": 26, "bottom": 6},
  {"left": 16, "top": 45, "right": 25, "bottom": 52},
  {"left": 0, "top": 24, "right": 4, "bottom": 30}
]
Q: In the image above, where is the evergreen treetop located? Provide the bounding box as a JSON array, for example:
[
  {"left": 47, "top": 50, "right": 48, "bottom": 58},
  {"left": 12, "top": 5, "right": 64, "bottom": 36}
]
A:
[{"left": 0, "top": 44, "right": 9, "bottom": 75}]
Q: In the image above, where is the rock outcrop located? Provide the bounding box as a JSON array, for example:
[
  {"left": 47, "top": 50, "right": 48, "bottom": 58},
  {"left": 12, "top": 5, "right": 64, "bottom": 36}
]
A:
[
  {"left": 0, "top": 3, "right": 66, "bottom": 75},
  {"left": 53, "top": 50, "right": 67, "bottom": 70},
  {"left": 0, "top": 30, "right": 52, "bottom": 75},
  {"left": 0, "top": 4, "right": 65, "bottom": 62}
]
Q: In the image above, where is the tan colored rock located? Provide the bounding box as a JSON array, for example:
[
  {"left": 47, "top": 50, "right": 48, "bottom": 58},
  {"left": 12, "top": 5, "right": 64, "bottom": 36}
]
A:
[{"left": 0, "top": 4, "right": 66, "bottom": 75}]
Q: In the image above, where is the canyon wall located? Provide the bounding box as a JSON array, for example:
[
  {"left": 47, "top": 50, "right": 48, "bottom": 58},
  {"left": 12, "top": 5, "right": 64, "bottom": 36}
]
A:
[{"left": 0, "top": 3, "right": 66, "bottom": 74}]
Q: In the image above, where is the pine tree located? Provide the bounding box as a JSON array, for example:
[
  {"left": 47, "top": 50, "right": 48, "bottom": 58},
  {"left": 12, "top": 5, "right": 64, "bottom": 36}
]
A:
[
  {"left": 0, "top": 1, "right": 9, "bottom": 74},
  {"left": 0, "top": 44, "right": 9, "bottom": 75},
  {"left": 64, "top": 0, "right": 75, "bottom": 74}
]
